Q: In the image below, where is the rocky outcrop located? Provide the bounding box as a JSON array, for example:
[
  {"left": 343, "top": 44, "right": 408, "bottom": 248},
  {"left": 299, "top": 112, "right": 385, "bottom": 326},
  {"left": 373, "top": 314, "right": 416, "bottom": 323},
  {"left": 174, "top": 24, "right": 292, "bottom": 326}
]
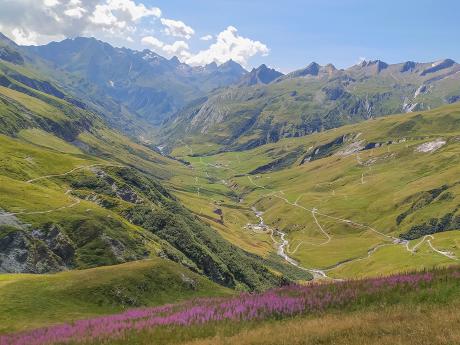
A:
[
  {"left": 322, "top": 86, "right": 346, "bottom": 101},
  {"left": 31, "top": 224, "right": 76, "bottom": 267},
  {"left": 301, "top": 134, "right": 355, "bottom": 164},
  {"left": 446, "top": 95, "right": 460, "bottom": 104},
  {"left": 0, "top": 228, "right": 66, "bottom": 273},
  {"left": 400, "top": 61, "right": 416, "bottom": 73}
]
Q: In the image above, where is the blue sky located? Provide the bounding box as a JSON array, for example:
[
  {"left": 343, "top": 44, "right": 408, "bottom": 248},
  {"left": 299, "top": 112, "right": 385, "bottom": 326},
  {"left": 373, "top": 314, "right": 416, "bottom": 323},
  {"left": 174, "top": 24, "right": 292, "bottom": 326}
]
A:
[
  {"left": 149, "top": 0, "right": 460, "bottom": 71},
  {"left": 1, "top": 0, "right": 459, "bottom": 72}
]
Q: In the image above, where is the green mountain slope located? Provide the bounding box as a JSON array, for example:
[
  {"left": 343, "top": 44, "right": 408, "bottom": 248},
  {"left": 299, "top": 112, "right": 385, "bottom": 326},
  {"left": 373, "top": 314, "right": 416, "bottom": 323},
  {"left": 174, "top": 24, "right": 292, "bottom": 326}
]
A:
[
  {"left": 169, "top": 102, "right": 460, "bottom": 279},
  {"left": 163, "top": 59, "right": 460, "bottom": 152},
  {"left": 0, "top": 32, "right": 156, "bottom": 139},
  {"left": 0, "top": 49, "right": 311, "bottom": 291},
  {"left": 0, "top": 259, "right": 232, "bottom": 334}
]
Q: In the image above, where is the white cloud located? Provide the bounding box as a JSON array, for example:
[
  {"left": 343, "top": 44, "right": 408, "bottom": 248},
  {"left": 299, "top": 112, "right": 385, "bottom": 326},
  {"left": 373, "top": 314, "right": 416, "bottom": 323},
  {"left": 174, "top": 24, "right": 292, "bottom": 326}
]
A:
[
  {"left": 163, "top": 40, "right": 189, "bottom": 56},
  {"left": 0, "top": 2, "right": 269, "bottom": 68},
  {"left": 0, "top": 0, "right": 164, "bottom": 46},
  {"left": 90, "top": 3, "right": 123, "bottom": 28},
  {"left": 89, "top": 0, "right": 161, "bottom": 30},
  {"left": 11, "top": 28, "right": 39, "bottom": 45},
  {"left": 200, "top": 34, "right": 213, "bottom": 41},
  {"left": 142, "top": 37, "right": 190, "bottom": 59},
  {"left": 185, "top": 26, "right": 269, "bottom": 67},
  {"left": 161, "top": 18, "right": 194, "bottom": 39},
  {"left": 141, "top": 35, "right": 164, "bottom": 49},
  {"left": 43, "top": 0, "right": 60, "bottom": 7},
  {"left": 64, "top": 7, "right": 87, "bottom": 19}
]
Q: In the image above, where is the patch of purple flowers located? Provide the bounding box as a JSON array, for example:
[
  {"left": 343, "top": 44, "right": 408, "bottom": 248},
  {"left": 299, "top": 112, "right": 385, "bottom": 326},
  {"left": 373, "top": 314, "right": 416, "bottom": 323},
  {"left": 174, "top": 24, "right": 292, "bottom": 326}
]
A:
[{"left": 0, "top": 268, "right": 457, "bottom": 345}]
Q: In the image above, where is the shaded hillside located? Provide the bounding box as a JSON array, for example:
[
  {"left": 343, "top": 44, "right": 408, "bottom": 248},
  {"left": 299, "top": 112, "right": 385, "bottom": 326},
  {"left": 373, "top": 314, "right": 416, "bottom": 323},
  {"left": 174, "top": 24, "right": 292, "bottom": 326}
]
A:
[{"left": 27, "top": 37, "right": 246, "bottom": 125}]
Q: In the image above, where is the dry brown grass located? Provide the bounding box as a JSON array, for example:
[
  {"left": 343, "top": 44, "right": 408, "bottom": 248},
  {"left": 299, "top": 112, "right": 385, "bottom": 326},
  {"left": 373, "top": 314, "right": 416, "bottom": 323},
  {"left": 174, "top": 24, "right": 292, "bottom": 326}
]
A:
[{"left": 182, "top": 304, "right": 460, "bottom": 345}]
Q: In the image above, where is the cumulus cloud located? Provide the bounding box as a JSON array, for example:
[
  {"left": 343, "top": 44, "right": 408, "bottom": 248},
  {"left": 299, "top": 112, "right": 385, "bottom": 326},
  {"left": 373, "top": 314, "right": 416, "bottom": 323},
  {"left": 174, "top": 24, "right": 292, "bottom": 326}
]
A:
[
  {"left": 141, "top": 35, "right": 164, "bottom": 49},
  {"left": 64, "top": 6, "right": 87, "bottom": 19},
  {"left": 0, "top": 0, "right": 162, "bottom": 45},
  {"left": 160, "top": 18, "right": 194, "bottom": 39},
  {"left": 163, "top": 40, "right": 189, "bottom": 57},
  {"left": 90, "top": 0, "right": 161, "bottom": 29},
  {"left": 200, "top": 34, "right": 213, "bottom": 41},
  {"left": 11, "top": 28, "right": 39, "bottom": 45},
  {"left": 0, "top": 2, "right": 269, "bottom": 68},
  {"left": 141, "top": 36, "right": 190, "bottom": 59},
  {"left": 185, "top": 26, "right": 269, "bottom": 67},
  {"left": 43, "top": 0, "right": 60, "bottom": 7}
]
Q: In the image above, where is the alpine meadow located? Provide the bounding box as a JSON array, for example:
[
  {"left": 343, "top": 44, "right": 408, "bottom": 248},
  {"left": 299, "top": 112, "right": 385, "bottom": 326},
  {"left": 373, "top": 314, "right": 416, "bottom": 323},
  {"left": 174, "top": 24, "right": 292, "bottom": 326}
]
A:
[{"left": 1, "top": 1, "right": 460, "bottom": 344}]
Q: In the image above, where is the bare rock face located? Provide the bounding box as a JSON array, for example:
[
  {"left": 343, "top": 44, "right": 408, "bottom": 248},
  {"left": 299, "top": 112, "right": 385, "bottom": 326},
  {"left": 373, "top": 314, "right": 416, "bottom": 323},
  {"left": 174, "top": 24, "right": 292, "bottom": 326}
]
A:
[
  {"left": 0, "top": 228, "right": 66, "bottom": 273},
  {"left": 31, "top": 224, "right": 76, "bottom": 267}
]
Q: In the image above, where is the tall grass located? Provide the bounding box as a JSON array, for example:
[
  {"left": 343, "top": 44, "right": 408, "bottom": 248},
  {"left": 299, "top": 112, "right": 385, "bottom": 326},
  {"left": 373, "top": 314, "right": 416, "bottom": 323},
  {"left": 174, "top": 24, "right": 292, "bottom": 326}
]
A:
[{"left": 1, "top": 267, "right": 459, "bottom": 345}]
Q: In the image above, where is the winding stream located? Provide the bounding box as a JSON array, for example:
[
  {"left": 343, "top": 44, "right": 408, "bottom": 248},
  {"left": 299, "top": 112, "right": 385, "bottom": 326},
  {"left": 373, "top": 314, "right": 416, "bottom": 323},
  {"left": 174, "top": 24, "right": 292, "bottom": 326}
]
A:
[{"left": 251, "top": 207, "right": 328, "bottom": 279}]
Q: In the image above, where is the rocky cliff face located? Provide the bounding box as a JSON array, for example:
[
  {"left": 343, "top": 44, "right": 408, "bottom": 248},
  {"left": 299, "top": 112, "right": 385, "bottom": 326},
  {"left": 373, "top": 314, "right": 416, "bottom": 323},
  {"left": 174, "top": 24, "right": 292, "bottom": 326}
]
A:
[{"left": 0, "top": 227, "right": 69, "bottom": 273}]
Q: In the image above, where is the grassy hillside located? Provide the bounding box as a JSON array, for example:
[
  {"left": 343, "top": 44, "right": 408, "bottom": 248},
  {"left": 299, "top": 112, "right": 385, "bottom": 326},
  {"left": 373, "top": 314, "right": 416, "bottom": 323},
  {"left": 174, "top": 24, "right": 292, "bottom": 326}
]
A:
[
  {"left": 2, "top": 266, "right": 459, "bottom": 344},
  {"left": 0, "top": 53, "right": 310, "bottom": 291},
  {"left": 0, "top": 259, "right": 232, "bottom": 334},
  {"left": 169, "top": 102, "right": 460, "bottom": 280}
]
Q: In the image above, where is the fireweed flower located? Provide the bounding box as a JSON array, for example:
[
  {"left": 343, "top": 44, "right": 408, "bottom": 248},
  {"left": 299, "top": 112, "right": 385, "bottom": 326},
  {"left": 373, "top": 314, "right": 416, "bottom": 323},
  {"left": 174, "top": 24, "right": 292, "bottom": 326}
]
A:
[{"left": 0, "top": 268, "right": 457, "bottom": 345}]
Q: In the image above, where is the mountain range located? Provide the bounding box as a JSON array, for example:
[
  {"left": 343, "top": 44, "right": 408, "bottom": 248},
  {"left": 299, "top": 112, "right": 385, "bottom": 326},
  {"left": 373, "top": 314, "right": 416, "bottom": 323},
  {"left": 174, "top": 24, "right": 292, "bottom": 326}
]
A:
[
  {"left": 162, "top": 58, "right": 460, "bottom": 152},
  {"left": 27, "top": 37, "right": 247, "bottom": 125}
]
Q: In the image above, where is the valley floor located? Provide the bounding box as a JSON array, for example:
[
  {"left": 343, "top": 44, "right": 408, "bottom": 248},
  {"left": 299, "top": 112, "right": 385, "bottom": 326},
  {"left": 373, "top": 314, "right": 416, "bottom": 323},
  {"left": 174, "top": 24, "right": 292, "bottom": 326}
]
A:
[{"left": 169, "top": 104, "right": 460, "bottom": 281}]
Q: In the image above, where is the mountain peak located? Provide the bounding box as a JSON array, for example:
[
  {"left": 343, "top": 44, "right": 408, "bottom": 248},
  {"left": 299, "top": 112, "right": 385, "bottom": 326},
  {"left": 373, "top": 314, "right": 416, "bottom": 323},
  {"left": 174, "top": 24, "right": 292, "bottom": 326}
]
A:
[
  {"left": 420, "top": 58, "right": 457, "bottom": 76},
  {"left": 169, "top": 56, "right": 181, "bottom": 66},
  {"left": 282, "top": 62, "right": 330, "bottom": 80},
  {"left": 205, "top": 62, "right": 218, "bottom": 70},
  {"left": 220, "top": 59, "right": 242, "bottom": 68},
  {"left": 217, "top": 60, "right": 247, "bottom": 75},
  {"left": 239, "top": 64, "right": 283, "bottom": 86},
  {"left": 355, "top": 59, "right": 388, "bottom": 73},
  {"left": 400, "top": 61, "right": 417, "bottom": 73}
]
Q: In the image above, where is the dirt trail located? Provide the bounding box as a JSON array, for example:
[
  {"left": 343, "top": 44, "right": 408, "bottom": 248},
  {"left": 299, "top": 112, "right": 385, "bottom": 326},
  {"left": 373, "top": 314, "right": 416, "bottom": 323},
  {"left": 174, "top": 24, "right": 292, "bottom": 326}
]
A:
[
  {"left": 26, "top": 163, "right": 124, "bottom": 183},
  {"left": 0, "top": 190, "right": 80, "bottom": 217},
  {"left": 2, "top": 164, "right": 124, "bottom": 217}
]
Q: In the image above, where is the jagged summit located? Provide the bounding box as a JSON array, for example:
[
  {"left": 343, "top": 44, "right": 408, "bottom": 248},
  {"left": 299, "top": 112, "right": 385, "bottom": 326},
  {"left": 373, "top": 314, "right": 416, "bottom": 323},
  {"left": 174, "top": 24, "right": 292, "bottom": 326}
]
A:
[
  {"left": 169, "top": 56, "right": 181, "bottom": 66},
  {"left": 204, "top": 61, "right": 218, "bottom": 71},
  {"left": 354, "top": 59, "right": 389, "bottom": 73},
  {"left": 420, "top": 58, "right": 457, "bottom": 76},
  {"left": 238, "top": 64, "right": 283, "bottom": 86},
  {"left": 216, "top": 59, "right": 247, "bottom": 76},
  {"left": 400, "top": 61, "right": 417, "bottom": 72},
  {"left": 281, "top": 62, "right": 337, "bottom": 81}
]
